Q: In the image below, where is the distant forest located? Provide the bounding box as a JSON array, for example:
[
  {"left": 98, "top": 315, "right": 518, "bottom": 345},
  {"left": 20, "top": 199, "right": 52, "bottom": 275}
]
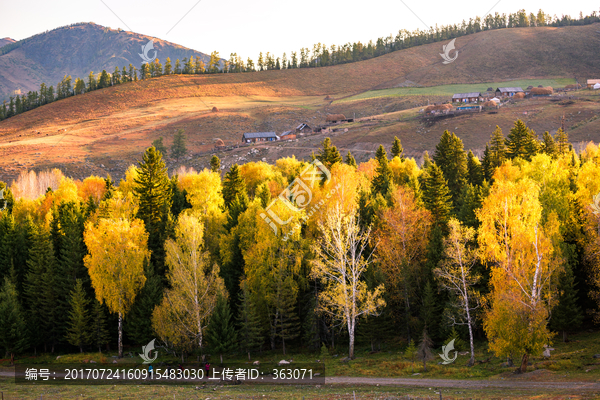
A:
[{"left": 1, "top": 8, "right": 599, "bottom": 121}]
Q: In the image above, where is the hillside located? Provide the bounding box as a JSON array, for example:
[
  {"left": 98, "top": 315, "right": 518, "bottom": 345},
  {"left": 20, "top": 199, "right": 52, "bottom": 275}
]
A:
[
  {"left": 1, "top": 23, "right": 600, "bottom": 182},
  {"left": 0, "top": 38, "right": 15, "bottom": 48},
  {"left": 0, "top": 23, "right": 212, "bottom": 100}
]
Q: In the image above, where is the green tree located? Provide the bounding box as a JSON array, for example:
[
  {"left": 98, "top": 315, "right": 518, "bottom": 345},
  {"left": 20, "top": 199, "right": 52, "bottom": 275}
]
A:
[
  {"left": 422, "top": 164, "right": 452, "bottom": 229},
  {"left": 171, "top": 129, "right": 187, "bottom": 162},
  {"left": 152, "top": 136, "right": 168, "bottom": 157},
  {"left": 98, "top": 70, "right": 111, "bottom": 88},
  {"left": 256, "top": 183, "right": 271, "bottom": 208},
  {"left": 466, "top": 150, "right": 483, "bottom": 186},
  {"left": 134, "top": 146, "right": 172, "bottom": 274},
  {"left": 550, "top": 261, "right": 582, "bottom": 342},
  {"left": 371, "top": 145, "right": 393, "bottom": 199},
  {"left": 91, "top": 299, "right": 110, "bottom": 353},
  {"left": 174, "top": 59, "right": 182, "bottom": 74},
  {"left": 433, "top": 131, "right": 468, "bottom": 208},
  {"left": 210, "top": 155, "right": 221, "bottom": 172},
  {"left": 66, "top": 279, "right": 92, "bottom": 352},
  {"left": 345, "top": 151, "right": 357, "bottom": 168},
  {"left": 505, "top": 119, "right": 538, "bottom": 161},
  {"left": 125, "top": 262, "right": 163, "bottom": 345},
  {"left": 0, "top": 277, "right": 28, "bottom": 364},
  {"left": 222, "top": 164, "right": 247, "bottom": 210},
  {"left": 541, "top": 131, "right": 557, "bottom": 157},
  {"left": 555, "top": 128, "right": 569, "bottom": 155},
  {"left": 482, "top": 126, "right": 506, "bottom": 181},
  {"left": 317, "top": 137, "right": 342, "bottom": 169},
  {"left": 207, "top": 294, "right": 237, "bottom": 364},
  {"left": 417, "top": 327, "right": 434, "bottom": 371},
  {"left": 237, "top": 281, "right": 263, "bottom": 360},
  {"left": 391, "top": 136, "right": 404, "bottom": 160}
]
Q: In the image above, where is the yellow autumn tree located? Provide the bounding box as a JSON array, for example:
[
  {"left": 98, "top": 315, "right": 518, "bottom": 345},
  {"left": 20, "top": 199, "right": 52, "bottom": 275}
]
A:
[
  {"left": 478, "top": 173, "right": 562, "bottom": 373},
  {"left": 312, "top": 200, "right": 385, "bottom": 359},
  {"left": 152, "top": 214, "right": 226, "bottom": 353},
  {"left": 83, "top": 217, "right": 149, "bottom": 358}
]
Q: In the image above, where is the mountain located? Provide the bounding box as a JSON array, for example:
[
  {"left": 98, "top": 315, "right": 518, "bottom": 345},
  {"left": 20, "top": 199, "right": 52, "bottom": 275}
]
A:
[
  {"left": 1, "top": 23, "right": 599, "bottom": 182},
  {"left": 0, "top": 23, "right": 212, "bottom": 100},
  {"left": 0, "top": 38, "right": 16, "bottom": 48}
]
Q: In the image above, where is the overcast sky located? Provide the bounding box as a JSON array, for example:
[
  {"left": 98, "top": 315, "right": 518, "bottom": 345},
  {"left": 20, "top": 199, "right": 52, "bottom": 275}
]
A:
[{"left": 1, "top": 1, "right": 597, "bottom": 60}]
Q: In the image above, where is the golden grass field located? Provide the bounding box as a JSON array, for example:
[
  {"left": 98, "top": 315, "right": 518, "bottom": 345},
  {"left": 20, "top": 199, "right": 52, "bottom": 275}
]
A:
[{"left": 1, "top": 23, "right": 600, "bottom": 182}]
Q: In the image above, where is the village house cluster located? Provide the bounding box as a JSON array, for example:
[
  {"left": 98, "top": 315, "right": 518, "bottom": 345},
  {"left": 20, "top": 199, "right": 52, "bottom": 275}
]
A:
[{"left": 241, "top": 115, "right": 354, "bottom": 143}]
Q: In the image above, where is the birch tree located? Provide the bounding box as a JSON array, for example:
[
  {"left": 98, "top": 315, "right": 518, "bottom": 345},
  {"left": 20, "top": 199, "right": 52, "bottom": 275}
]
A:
[
  {"left": 312, "top": 201, "right": 385, "bottom": 359},
  {"left": 478, "top": 174, "right": 562, "bottom": 373},
  {"left": 152, "top": 214, "right": 225, "bottom": 353},
  {"left": 434, "top": 218, "right": 480, "bottom": 366},
  {"left": 84, "top": 217, "right": 149, "bottom": 358}
]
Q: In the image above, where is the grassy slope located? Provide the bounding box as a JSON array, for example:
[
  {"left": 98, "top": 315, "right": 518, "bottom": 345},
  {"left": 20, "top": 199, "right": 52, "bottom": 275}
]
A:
[{"left": 0, "top": 24, "right": 600, "bottom": 182}]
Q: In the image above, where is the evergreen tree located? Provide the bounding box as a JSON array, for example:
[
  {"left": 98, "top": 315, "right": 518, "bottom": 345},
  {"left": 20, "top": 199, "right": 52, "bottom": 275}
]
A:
[
  {"left": 91, "top": 298, "right": 110, "bottom": 353},
  {"left": 483, "top": 126, "right": 506, "bottom": 181},
  {"left": 391, "top": 136, "right": 404, "bottom": 160},
  {"left": 98, "top": 70, "right": 110, "bottom": 88},
  {"left": 125, "top": 262, "right": 163, "bottom": 345},
  {"left": 222, "top": 164, "right": 247, "bottom": 210},
  {"left": 237, "top": 282, "right": 263, "bottom": 360},
  {"left": 0, "top": 277, "right": 28, "bottom": 364},
  {"left": 422, "top": 164, "right": 452, "bottom": 229},
  {"left": 225, "top": 191, "right": 248, "bottom": 231},
  {"left": 134, "top": 146, "right": 172, "bottom": 274},
  {"left": 457, "top": 184, "right": 480, "bottom": 228},
  {"left": 420, "top": 280, "right": 442, "bottom": 342},
  {"left": 207, "top": 295, "right": 237, "bottom": 364},
  {"left": 152, "top": 136, "right": 168, "bottom": 157},
  {"left": 422, "top": 151, "right": 433, "bottom": 169},
  {"left": 555, "top": 128, "right": 570, "bottom": 155},
  {"left": 171, "top": 129, "right": 187, "bottom": 162},
  {"left": 541, "top": 131, "right": 557, "bottom": 157},
  {"left": 550, "top": 260, "right": 582, "bottom": 342},
  {"left": 466, "top": 150, "right": 483, "bottom": 186},
  {"left": 433, "top": 131, "right": 468, "bottom": 208},
  {"left": 417, "top": 327, "right": 434, "bottom": 371},
  {"left": 210, "top": 155, "right": 221, "bottom": 172},
  {"left": 345, "top": 151, "right": 357, "bottom": 168},
  {"left": 505, "top": 119, "right": 538, "bottom": 160},
  {"left": 170, "top": 176, "right": 191, "bottom": 219},
  {"left": 257, "top": 183, "right": 271, "bottom": 208},
  {"left": 371, "top": 145, "right": 393, "bottom": 199},
  {"left": 274, "top": 276, "right": 300, "bottom": 355},
  {"left": 66, "top": 279, "right": 91, "bottom": 352},
  {"left": 317, "top": 137, "right": 342, "bottom": 169}
]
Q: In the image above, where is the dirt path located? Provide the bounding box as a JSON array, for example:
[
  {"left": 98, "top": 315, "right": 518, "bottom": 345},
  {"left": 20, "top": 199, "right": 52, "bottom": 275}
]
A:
[{"left": 326, "top": 376, "right": 600, "bottom": 391}]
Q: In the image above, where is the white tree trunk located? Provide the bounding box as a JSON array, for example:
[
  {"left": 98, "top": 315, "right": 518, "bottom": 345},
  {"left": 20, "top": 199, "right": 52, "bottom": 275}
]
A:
[{"left": 118, "top": 312, "right": 123, "bottom": 358}]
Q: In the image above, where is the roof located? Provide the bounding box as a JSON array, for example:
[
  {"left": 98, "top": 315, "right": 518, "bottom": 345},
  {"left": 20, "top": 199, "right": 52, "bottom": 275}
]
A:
[
  {"left": 452, "top": 92, "right": 481, "bottom": 99},
  {"left": 281, "top": 131, "right": 293, "bottom": 135},
  {"left": 587, "top": 79, "right": 600, "bottom": 84},
  {"left": 242, "top": 132, "right": 278, "bottom": 139},
  {"left": 296, "top": 123, "right": 310, "bottom": 130},
  {"left": 497, "top": 87, "right": 524, "bottom": 93},
  {"left": 326, "top": 114, "right": 346, "bottom": 121}
]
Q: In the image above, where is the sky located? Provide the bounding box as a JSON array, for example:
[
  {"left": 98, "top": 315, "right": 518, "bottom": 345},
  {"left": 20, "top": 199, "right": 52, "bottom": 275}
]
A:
[{"left": 0, "top": 0, "right": 597, "bottom": 60}]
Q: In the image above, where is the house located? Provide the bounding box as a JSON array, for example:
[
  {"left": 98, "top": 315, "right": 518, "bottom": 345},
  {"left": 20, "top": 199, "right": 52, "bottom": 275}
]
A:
[
  {"left": 451, "top": 92, "right": 482, "bottom": 103},
  {"left": 456, "top": 105, "right": 482, "bottom": 112},
  {"left": 279, "top": 131, "right": 297, "bottom": 140},
  {"left": 587, "top": 79, "right": 600, "bottom": 89},
  {"left": 241, "top": 132, "right": 278, "bottom": 143},
  {"left": 495, "top": 87, "right": 524, "bottom": 97},
  {"left": 295, "top": 123, "right": 312, "bottom": 135}
]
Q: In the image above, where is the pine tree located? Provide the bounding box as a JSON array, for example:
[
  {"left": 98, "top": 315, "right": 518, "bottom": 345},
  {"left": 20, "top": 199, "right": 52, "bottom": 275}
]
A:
[
  {"left": 420, "top": 280, "right": 442, "bottom": 342},
  {"left": 170, "top": 176, "right": 191, "bottom": 219},
  {"left": 372, "top": 145, "right": 393, "bottom": 199},
  {"left": 222, "top": 164, "right": 247, "bottom": 210},
  {"left": 98, "top": 70, "right": 110, "bottom": 88},
  {"left": 0, "top": 277, "right": 28, "bottom": 364},
  {"left": 483, "top": 126, "right": 506, "bottom": 181},
  {"left": 134, "top": 146, "right": 172, "bottom": 274},
  {"left": 466, "top": 150, "right": 483, "bottom": 186},
  {"left": 275, "top": 276, "right": 300, "bottom": 355},
  {"left": 66, "top": 279, "right": 91, "bottom": 352},
  {"left": 317, "top": 137, "right": 341, "bottom": 169},
  {"left": 152, "top": 136, "right": 168, "bottom": 157},
  {"left": 91, "top": 298, "right": 110, "bottom": 353},
  {"left": 257, "top": 183, "right": 271, "bottom": 208},
  {"left": 345, "top": 151, "right": 357, "bottom": 168},
  {"left": 207, "top": 295, "right": 237, "bottom": 364},
  {"left": 422, "top": 151, "right": 433, "bottom": 169},
  {"left": 171, "top": 129, "right": 187, "bottom": 162},
  {"left": 541, "top": 131, "right": 557, "bottom": 157},
  {"left": 237, "top": 282, "right": 263, "bottom": 360},
  {"left": 505, "top": 119, "right": 538, "bottom": 160},
  {"left": 433, "top": 131, "right": 468, "bottom": 208},
  {"left": 210, "top": 155, "right": 221, "bottom": 172},
  {"left": 555, "top": 128, "right": 570, "bottom": 155},
  {"left": 125, "top": 262, "right": 163, "bottom": 345},
  {"left": 457, "top": 184, "right": 480, "bottom": 228},
  {"left": 550, "top": 261, "right": 582, "bottom": 342},
  {"left": 422, "top": 164, "right": 452, "bottom": 228},
  {"left": 391, "top": 136, "right": 404, "bottom": 160}
]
